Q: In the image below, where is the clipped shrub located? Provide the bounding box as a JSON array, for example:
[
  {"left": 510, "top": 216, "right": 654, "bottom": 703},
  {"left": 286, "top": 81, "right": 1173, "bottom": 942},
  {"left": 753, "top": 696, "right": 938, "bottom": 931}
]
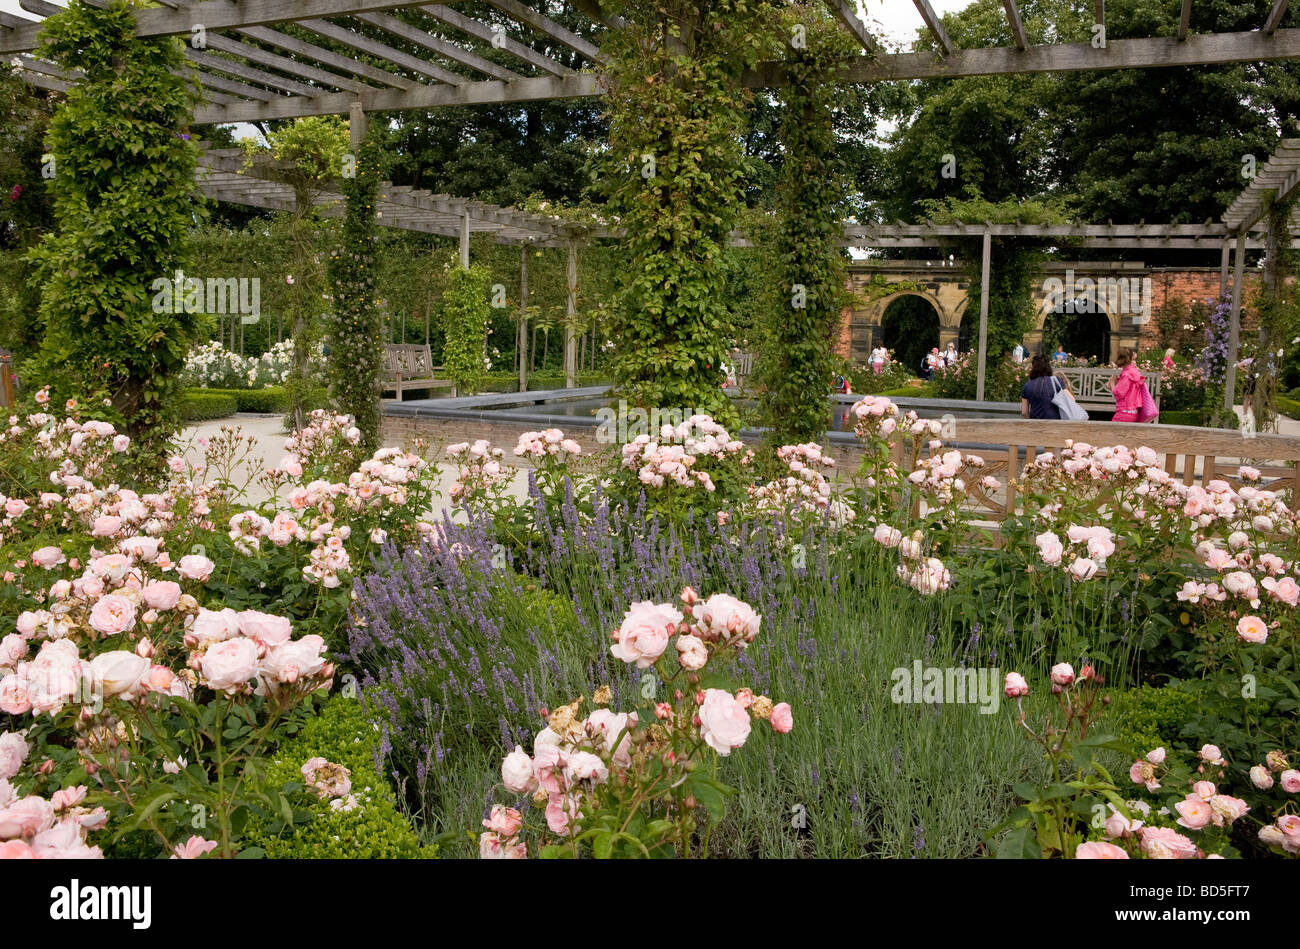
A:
[
  {"left": 1277, "top": 395, "right": 1300, "bottom": 419},
  {"left": 181, "top": 390, "right": 238, "bottom": 421},
  {"left": 242, "top": 695, "right": 430, "bottom": 859},
  {"left": 1102, "top": 685, "right": 1198, "bottom": 753}
]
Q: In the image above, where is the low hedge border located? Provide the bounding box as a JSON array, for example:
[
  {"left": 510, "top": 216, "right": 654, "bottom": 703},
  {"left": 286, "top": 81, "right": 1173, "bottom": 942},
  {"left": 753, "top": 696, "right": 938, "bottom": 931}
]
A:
[
  {"left": 241, "top": 694, "right": 432, "bottom": 859},
  {"left": 181, "top": 391, "right": 238, "bottom": 421},
  {"left": 183, "top": 387, "right": 330, "bottom": 418}
]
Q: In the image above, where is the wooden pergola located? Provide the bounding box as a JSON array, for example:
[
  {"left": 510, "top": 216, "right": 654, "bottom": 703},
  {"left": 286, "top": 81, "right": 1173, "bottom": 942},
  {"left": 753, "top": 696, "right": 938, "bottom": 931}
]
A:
[
  {"left": 6, "top": 0, "right": 1299, "bottom": 406},
  {"left": 4, "top": 0, "right": 1300, "bottom": 123}
]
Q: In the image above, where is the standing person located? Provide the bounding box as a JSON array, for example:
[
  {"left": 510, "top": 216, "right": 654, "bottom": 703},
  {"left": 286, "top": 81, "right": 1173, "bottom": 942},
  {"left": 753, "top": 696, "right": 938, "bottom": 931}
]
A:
[
  {"left": 870, "top": 345, "right": 886, "bottom": 375},
  {"left": 944, "top": 342, "right": 958, "bottom": 366},
  {"left": 1020, "top": 354, "right": 1063, "bottom": 419},
  {"left": 1163, "top": 348, "right": 1176, "bottom": 370},
  {"left": 1053, "top": 346, "right": 1068, "bottom": 363},
  {"left": 1012, "top": 343, "right": 1026, "bottom": 363},
  {"left": 1109, "top": 348, "right": 1145, "bottom": 422},
  {"left": 924, "top": 347, "right": 941, "bottom": 380}
]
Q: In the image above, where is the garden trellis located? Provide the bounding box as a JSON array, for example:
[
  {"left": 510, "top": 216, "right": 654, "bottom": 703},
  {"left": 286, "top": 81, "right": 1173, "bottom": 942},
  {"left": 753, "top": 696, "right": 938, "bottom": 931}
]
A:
[{"left": 8, "top": 0, "right": 1300, "bottom": 404}]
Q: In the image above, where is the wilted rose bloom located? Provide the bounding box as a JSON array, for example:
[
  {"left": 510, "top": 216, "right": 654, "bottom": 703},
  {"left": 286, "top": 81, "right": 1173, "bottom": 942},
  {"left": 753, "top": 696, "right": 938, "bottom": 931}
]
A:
[
  {"left": 478, "top": 831, "right": 526, "bottom": 859},
  {"left": 1250, "top": 765, "right": 1274, "bottom": 790},
  {"left": 698, "top": 688, "right": 751, "bottom": 756},
  {"left": 1075, "top": 841, "right": 1129, "bottom": 859},
  {"left": 301, "top": 757, "right": 351, "bottom": 798},
  {"left": 1208, "top": 795, "right": 1249, "bottom": 825},
  {"left": 1267, "top": 750, "right": 1290, "bottom": 772},
  {"left": 1003, "top": 672, "right": 1029, "bottom": 698}
]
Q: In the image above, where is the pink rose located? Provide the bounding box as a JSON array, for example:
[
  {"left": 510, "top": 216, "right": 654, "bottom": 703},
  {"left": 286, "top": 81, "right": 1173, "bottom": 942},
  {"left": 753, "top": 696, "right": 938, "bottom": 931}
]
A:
[
  {"left": 610, "top": 601, "right": 681, "bottom": 669},
  {"left": 478, "top": 830, "right": 526, "bottom": 859},
  {"left": 29, "top": 818, "right": 101, "bottom": 859},
  {"left": 87, "top": 651, "right": 150, "bottom": 698},
  {"left": 142, "top": 580, "right": 181, "bottom": 611},
  {"left": 170, "top": 835, "right": 218, "bottom": 859},
  {"left": 176, "top": 554, "right": 215, "bottom": 582},
  {"left": 585, "top": 710, "right": 635, "bottom": 768},
  {"left": 25, "top": 640, "right": 83, "bottom": 715},
  {"left": 88, "top": 595, "right": 136, "bottom": 637},
  {"left": 0, "top": 732, "right": 28, "bottom": 780},
  {"left": 1191, "top": 780, "right": 1217, "bottom": 801},
  {"left": 1075, "top": 841, "right": 1129, "bottom": 859},
  {"left": 698, "top": 688, "right": 752, "bottom": 756},
  {"left": 675, "top": 634, "right": 708, "bottom": 671},
  {"left": 118, "top": 535, "right": 160, "bottom": 563},
  {"left": 1281, "top": 770, "right": 1300, "bottom": 793},
  {"left": 770, "top": 702, "right": 793, "bottom": 734},
  {"left": 0, "top": 795, "right": 54, "bottom": 839},
  {"left": 532, "top": 744, "right": 567, "bottom": 795},
  {"left": 0, "top": 674, "right": 30, "bottom": 715},
  {"left": 1068, "top": 557, "right": 1099, "bottom": 581},
  {"left": 698, "top": 593, "right": 761, "bottom": 644},
  {"left": 90, "top": 516, "right": 121, "bottom": 538},
  {"left": 1035, "top": 531, "right": 1063, "bottom": 565},
  {"left": 501, "top": 746, "right": 536, "bottom": 793},
  {"left": 0, "top": 839, "right": 34, "bottom": 858},
  {"left": 1236, "top": 615, "right": 1268, "bottom": 644},
  {"left": 31, "top": 546, "right": 65, "bottom": 569},
  {"left": 0, "top": 634, "right": 27, "bottom": 668},
  {"left": 50, "top": 785, "right": 87, "bottom": 811},
  {"left": 257, "top": 635, "right": 327, "bottom": 692},
  {"left": 188, "top": 608, "right": 240, "bottom": 645},
  {"left": 1269, "top": 576, "right": 1299, "bottom": 607},
  {"left": 1104, "top": 809, "right": 1142, "bottom": 839},
  {"left": 544, "top": 793, "right": 579, "bottom": 836},
  {"left": 563, "top": 751, "right": 608, "bottom": 786},
  {"left": 482, "top": 804, "right": 523, "bottom": 837},
  {"left": 1174, "top": 795, "right": 1213, "bottom": 830},
  {"left": 1003, "top": 672, "right": 1029, "bottom": 698},
  {"left": 237, "top": 610, "right": 293, "bottom": 648},
  {"left": 1146, "top": 747, "right": 1166, "bottom": 765},
  {"left": 1199, "top": 745, "right": 1225, "bottom": 766},
  {"left": 15, "top": 611, "right": 46, "bottom": 639},
  {"left": 198, "top": 637, "right": 260, "bottom": 693},
  {"left": 1138, "top": 826, "right": 1198, "bottom": 859},
  {"left": 1050, "top": 663, "right": 1074, "bottom": 686}
]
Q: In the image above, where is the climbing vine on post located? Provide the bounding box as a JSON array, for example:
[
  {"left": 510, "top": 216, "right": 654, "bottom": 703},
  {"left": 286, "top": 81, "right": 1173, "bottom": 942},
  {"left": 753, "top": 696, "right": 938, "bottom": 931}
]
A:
[
  {"left": 438, "top": 259, "right": 491, "bottom": 396},
  {"left": 598, "top": 0, "right": 776, "bottom": 425},
  {"left": 27, "top": 0, "right": 201, "bottom": 474},
  {"left": 1247, "top": 195, "right": 1297, "bottom": 434},
  {"left": 757, "top": 6, "right": 855, "bottom": 444},
  {"left": 248, "top": 116, "right": 348, "bottom": 430},
  {"left": 326, "top": 130, "right": 384, "bottom": 455}
]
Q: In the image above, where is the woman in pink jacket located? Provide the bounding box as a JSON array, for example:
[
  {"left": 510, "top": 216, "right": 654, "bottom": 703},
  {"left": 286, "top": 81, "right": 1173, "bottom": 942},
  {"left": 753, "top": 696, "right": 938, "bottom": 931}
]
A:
[{"left": 1109, "top": 348, "right": 1144, "bottom": 422}]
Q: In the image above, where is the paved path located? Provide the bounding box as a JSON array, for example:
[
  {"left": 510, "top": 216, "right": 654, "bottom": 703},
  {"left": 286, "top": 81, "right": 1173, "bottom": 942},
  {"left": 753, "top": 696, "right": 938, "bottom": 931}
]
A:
[{"left": 179, "top": 413, "right": 533, "bottom": 512}]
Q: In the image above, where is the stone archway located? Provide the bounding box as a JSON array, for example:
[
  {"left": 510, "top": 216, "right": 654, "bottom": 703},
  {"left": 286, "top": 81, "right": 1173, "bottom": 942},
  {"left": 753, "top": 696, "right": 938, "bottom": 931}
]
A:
[
  {"left": 880, "top": 293, "right": 942, "bottom": 373},
  {"left": 1035, "top": 291, "right": 1121, "bottom": 362}
]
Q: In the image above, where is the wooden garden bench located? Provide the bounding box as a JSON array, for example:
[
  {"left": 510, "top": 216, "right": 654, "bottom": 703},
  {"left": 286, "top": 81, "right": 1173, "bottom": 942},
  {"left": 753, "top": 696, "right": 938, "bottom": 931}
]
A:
[
  {"left": 381, "top": 343, "right": 455, "bottom": 400},
  {"left": 1054, "top": 367, "right": 1162, "bottom": 416}
]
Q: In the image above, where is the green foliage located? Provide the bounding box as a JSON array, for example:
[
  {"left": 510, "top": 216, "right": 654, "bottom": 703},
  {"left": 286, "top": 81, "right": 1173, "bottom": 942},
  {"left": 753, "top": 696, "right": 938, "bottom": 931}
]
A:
[
  {"left": 1103, "top": 686, "right": 1198, "bottom": 753},
  {"left": 327, "top": 131, "right": 384, "bottom": 455},
  {"left": 756, "top": 6, "right": 855, "bottom": 444},
  {"left": 437, "top": 261, "right": 491, "bottom": 395},
  {"left": 597, "top": 0, "right": 777, "bottom": 425},
  {"left": 25, "top": 0, "right": 203, "bottom": 476},
  {"left": 920, "top": 194, "right": 1066, "bottom": 363},
  {"left": 242, "top": 695, "right": 429, "bottom": 859},
  {"left": 181, "top": 390, "right": 238, "bottom": 421},
  {"left": 185, "top": 386, "right": 327, "bottom": 414},
  {"left": 1278, "top": 395, "right": 1300, "bottom": 419}
]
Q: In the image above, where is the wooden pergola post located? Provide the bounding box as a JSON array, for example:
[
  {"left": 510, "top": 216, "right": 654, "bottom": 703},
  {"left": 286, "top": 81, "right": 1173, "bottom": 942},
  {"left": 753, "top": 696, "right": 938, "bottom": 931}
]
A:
[
  {"left": 1224, "top": 230, "right": 1246, "bottom": 414},
  {"left": 458, "top": 212, "right": 470, "bottom": 269},
  {"left": 975, "top": 230, "right": 992, "bottom": 403},
  {"left": 564, "top": 240, "right": 578, "bottom": 388},
  {"left": 1219, "top": 240, "right": 1230, "bottom": 297},
  {"left": 348, "top": 99, "right": 366, "bottom": 150},
  {"left": 518, "top": 244, "right": 529, "bottom": 393}
]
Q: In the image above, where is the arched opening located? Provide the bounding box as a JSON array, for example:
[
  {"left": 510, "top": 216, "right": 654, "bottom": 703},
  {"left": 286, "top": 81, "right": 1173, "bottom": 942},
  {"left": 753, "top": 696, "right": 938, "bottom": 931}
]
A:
[
  {"left": 881, "top": 294, "right": 941, "bottom": 375},
  {"left": 956, "top": 305, "right": 973, "bottom": 354},
  {"left": 1041, "top": 298, "right": 1111, "bottom": 363}
]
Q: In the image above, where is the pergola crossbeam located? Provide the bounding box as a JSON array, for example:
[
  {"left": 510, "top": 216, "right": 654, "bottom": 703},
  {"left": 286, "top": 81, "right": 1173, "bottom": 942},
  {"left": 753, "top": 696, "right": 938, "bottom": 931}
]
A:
[
  {"left": 481, "top": 0, "right": 603, "bottom": 62},
  {"left": 296, "top": 16, "right": 467, "bottom": 84},
  {"left": 912, "top": 0, "right": 955, "bottom": 56},
  {"left": 1001, "top": 0, "right": 1027, "bottom": 50},
  {"left": 825, "top": 0, "right": 878, "bottom": 53},
  {"left": 415, "top": 4, "right": 575, "bottom": 77},
  {"left": 234, "top": 24, "right": 424, "bottom": 89},
  {"left": 354, "top": 11, "right": 521, "bottom": 81}
]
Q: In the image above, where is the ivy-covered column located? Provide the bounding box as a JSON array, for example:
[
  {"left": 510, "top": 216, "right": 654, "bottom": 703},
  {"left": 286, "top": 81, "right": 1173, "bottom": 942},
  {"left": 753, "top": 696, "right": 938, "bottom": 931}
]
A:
[
  {"left": 600, "top": 1, "right": 775, "bottom": 423},
  {"left": 27, "top": 0, "right": 201, "bottom": 471},
  {"left": 327, "top": 128, "right": 383, "bottom": 455},
  {"left": 758, "top": 8, "right": 854, "bottom": 444}
]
